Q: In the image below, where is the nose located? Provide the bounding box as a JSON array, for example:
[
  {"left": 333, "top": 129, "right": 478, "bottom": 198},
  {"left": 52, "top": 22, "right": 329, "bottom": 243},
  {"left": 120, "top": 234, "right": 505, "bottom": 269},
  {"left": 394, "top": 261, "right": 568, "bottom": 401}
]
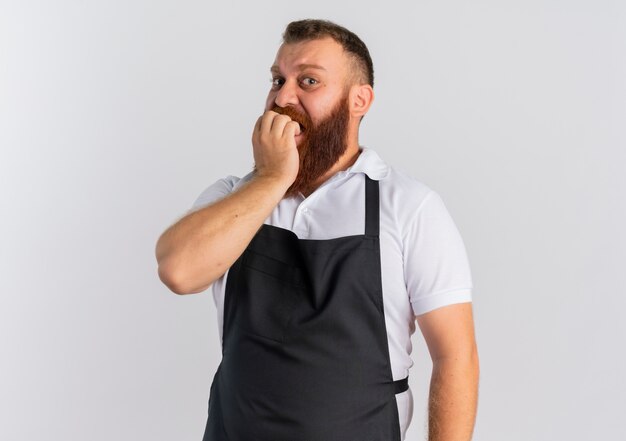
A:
[{"left": 273, "top": 79, "right": 299, "bottom": 108}]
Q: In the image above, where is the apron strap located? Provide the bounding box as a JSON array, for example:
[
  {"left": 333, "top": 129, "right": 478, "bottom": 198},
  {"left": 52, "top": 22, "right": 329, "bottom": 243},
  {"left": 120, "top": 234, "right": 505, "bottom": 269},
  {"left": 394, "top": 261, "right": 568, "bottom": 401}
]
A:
[
  {"left": 364, "top": 175, "right": 380, "bottom": 237},
  {"left": 393, "top": 376, "right": 409, "bottom": 394},
  {"left": 365, "top": 175, "right": 405, "bottom": 395}
]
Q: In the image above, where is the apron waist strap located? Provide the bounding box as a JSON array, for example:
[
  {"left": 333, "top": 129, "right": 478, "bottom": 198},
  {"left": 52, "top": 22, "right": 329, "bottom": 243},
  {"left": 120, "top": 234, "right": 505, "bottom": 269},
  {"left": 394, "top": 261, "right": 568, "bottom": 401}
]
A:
[{"left": 393, "top": 376, "right": 409, "bottom": 394}]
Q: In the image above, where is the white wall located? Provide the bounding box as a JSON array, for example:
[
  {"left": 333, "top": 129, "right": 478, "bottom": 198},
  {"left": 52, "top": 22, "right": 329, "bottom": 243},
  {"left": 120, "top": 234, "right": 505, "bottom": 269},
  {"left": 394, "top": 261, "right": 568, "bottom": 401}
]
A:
[{"left": 1, "top": 1, "right": 624, "bottom": 439}]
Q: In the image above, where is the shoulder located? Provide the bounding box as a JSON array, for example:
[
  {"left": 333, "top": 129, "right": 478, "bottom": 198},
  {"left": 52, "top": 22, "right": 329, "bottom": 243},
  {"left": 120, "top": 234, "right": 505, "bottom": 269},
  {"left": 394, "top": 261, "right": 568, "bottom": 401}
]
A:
[
  {"left": 381, "top": 165, "right": 434, "bottom": 201},
  {"left": 357, "top": 147, "right": 448, "bottom": 229},
  {"left": 376, "top": 161, "right": 464, "bottom": 250},
  {"left": 378, "top": 164, "right": 439, "bottom": 225},
  {"left": 356, "top": 147, "right": 435, "bottom": 214}
]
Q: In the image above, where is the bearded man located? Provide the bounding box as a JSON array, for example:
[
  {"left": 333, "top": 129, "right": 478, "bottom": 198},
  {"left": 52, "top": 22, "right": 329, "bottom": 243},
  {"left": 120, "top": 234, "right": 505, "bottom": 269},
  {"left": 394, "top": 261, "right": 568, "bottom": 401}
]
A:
[{"left": 156, "top": 19, "right": 479, "bottom": 441}]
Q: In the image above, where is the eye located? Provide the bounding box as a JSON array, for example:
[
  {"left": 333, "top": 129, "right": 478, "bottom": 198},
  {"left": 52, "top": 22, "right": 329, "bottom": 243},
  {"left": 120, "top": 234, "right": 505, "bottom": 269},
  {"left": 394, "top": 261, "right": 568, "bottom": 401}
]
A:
[
  {"left": 301, "top": 77, "right": 318, "bottom": 87},
  {"left": 270, "top": 77, "right": 284, "bottom": 89}
]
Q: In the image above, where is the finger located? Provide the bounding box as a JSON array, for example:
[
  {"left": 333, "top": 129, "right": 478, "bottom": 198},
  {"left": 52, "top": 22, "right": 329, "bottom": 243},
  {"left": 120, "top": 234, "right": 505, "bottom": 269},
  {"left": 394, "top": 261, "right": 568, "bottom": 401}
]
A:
[
  {"left": 260, "top": 110, "right": 279, "bottom": 135},
  {"left": 252, "top": 115, "right": 263, "bottom": 141},
  {"left": 283, "top": 120, "right": 301, "bottom": 138},
  {"left": 270, "top": 114, "right": 292, "bottom": 136},
  {"left": 253, "top": 115, "right": 262, "bottom": 133}
]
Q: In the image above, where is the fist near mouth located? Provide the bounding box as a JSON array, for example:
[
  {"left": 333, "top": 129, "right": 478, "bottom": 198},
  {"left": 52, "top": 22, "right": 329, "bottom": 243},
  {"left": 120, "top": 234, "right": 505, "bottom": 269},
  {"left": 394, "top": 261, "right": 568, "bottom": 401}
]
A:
[{"left": 251, "top": 110, "right": 302, "bottom": 186}]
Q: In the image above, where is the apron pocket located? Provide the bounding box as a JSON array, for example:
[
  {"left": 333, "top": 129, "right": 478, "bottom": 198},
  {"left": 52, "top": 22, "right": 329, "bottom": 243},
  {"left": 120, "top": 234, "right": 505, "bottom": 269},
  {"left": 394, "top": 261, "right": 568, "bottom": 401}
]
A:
[{"left": 237, "top": 249, "right": 305, "bottom": 342}]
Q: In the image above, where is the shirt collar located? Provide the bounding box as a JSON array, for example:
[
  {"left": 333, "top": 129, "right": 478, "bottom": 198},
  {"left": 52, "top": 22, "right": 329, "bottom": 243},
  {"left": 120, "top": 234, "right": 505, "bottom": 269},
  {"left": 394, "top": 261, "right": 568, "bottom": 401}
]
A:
[
  {"left": 234, "top": 146, "right": 389, "bottom": 192},
  {"left": 343, "top": 146, "right": 390, "bottom": 180}
]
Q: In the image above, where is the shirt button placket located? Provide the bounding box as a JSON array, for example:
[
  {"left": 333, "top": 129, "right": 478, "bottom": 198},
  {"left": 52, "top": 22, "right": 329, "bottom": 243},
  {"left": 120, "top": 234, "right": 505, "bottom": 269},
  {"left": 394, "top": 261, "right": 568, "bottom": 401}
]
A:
[{"left": 294, "top": 205, "right": 309, "bottom": 237}]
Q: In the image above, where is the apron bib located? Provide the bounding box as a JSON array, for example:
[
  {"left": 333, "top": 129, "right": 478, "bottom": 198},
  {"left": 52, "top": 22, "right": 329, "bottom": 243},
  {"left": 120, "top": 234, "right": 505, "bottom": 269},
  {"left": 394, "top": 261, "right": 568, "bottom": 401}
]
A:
[{"left": 203, "top": 175, "right": 408, "bottom": 441}]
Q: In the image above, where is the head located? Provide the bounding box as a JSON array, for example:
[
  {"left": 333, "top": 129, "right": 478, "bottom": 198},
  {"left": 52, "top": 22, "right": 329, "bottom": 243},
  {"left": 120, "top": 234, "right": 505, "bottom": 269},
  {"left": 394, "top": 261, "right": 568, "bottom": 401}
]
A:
[
  {"left": 279, "top": 19, "right": 374, "bottom": 90},
  {"left": 262, "top": 19, "right": 375, "bottom": 198}
]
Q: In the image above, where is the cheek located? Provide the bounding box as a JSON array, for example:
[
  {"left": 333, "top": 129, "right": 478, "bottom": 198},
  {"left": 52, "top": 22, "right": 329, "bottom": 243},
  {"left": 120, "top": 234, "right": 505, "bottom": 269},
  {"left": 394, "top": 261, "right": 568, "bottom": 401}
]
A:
[
  {"left": 299, "top": 105, "right": 317, "bottom": 125},
  {"left": 305, "top": 101, "right": 333, "bottom": 125}
]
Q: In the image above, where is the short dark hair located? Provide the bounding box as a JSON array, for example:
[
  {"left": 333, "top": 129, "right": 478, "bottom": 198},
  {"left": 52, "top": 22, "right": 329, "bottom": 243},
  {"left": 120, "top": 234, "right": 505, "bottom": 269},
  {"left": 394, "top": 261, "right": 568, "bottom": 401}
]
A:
[{"left": 282, "top": 19, "right": 374, "bottom": 88}]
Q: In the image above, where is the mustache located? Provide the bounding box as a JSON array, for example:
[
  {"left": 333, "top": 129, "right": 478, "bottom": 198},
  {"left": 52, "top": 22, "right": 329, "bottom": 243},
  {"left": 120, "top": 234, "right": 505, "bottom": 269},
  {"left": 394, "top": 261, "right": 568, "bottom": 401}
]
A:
[{"left": 270, "top": 105, "right": 312, "bottom": 132}]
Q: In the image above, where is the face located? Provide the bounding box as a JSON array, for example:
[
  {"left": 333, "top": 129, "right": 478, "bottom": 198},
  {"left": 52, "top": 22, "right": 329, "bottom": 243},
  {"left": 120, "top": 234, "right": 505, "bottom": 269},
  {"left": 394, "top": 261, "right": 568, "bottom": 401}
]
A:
[
  {"left": 271, "top": 91, "right": 351, "bottom": 198},
  {"left": 263, "top": 37, "right": 354, "bottom": 198}
]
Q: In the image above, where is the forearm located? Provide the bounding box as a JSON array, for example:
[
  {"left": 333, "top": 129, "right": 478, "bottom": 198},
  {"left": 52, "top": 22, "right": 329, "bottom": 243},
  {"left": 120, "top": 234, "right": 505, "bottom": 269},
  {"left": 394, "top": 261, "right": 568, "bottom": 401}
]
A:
[
  {"left": 427, "top": 354, "right": 480, "bottom": 441},
  {"left": 155, "top": 174, "right": 290, "bottom": 294}
]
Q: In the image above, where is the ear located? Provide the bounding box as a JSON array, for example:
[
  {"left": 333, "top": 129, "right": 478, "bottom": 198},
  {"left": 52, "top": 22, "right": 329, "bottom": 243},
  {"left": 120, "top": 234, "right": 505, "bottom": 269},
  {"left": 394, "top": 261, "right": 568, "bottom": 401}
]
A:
[{"left": 349, "top": 83, "right": 374, "bottom": 118}]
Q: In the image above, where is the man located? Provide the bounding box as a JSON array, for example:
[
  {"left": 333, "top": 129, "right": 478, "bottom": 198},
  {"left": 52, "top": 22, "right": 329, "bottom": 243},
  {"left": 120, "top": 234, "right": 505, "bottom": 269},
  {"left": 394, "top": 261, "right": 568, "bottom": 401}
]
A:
[{"left": 155, "top": 19, "right": 479, "bottom": 441}]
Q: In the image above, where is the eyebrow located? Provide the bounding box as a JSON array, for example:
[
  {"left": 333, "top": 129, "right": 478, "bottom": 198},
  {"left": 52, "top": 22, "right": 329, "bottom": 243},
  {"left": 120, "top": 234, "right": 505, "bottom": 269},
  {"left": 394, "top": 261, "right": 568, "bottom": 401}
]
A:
[{"left": 270, "top": 64, "right": 327, "bottom": 74}]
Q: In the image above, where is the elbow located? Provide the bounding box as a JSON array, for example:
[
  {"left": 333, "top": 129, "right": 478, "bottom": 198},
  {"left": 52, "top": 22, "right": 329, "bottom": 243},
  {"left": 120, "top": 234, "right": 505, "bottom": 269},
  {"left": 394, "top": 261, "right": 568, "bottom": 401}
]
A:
[
  {"left": 157, "top": 260, "right": 195, "bottom": 295},
  {"left": 154, "top": 236, "right": 222, "bottom": 295},
  {"left": 157, "top": 260, "right": 213, "bottom": 295},
  {"left": 157, "top": 262, "right": 188, "bottom": 295},
  {"left": 155, "top": 236, "right": 196, "bottom": 295}
]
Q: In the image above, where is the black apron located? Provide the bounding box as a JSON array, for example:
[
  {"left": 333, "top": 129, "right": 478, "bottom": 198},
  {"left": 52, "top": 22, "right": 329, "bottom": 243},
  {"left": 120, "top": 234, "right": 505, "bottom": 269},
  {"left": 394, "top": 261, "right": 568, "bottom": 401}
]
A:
[{"left": 202, "top": 175, "right": 408, "bottom": 441}]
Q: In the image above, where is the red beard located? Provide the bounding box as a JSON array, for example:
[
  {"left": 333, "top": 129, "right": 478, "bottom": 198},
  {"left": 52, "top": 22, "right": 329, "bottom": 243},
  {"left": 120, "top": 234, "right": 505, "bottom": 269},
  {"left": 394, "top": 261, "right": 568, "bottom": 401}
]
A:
[{"left": 253, "top": 93, "right": 351, "bottom": 199}]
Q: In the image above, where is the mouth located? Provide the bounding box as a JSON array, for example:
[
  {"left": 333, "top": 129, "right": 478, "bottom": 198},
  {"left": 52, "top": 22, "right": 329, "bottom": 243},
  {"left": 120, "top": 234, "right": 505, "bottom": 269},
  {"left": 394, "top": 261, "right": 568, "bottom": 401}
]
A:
[
  {"left": 270, "top": 106, "right": 308, "bottom": 134},
  {"left": 296, "top": 123, "right": 306, "bottom": 136}
]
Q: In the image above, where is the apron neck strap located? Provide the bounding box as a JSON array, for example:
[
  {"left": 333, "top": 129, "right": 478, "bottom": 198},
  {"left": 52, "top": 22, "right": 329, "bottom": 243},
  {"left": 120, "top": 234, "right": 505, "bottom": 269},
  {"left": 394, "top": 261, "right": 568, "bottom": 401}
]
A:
[{"left": 364, "top": 175, "right": 380, "bottom": 237}]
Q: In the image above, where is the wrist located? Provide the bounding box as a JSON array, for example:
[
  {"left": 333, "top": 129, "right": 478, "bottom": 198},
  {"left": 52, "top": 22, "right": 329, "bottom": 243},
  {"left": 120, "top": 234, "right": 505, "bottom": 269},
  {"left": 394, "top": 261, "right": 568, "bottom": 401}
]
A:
[
  {"left": 250, "top": 171, "right": 294, "bottom": 198},
  {"left": 252, "top": 170, "right": 294, "bottom": 192}
]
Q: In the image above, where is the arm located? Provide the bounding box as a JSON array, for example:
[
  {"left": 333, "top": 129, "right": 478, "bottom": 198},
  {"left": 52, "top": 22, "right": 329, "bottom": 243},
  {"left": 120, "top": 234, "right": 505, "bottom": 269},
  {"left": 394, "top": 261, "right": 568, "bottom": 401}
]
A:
[
  {"left": 155, "top": 111, "right": 301, "bottom": 295},
  {"left": 416, "top": 302, "right": 480, "bottom": 441}
]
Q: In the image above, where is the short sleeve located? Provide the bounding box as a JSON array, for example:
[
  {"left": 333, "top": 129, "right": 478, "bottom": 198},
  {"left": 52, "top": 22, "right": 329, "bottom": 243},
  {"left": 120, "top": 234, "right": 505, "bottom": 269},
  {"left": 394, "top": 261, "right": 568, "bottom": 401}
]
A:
[
  {"left": 188, "top": 175, "right": 240, "bottom": 213},
  {"left": 402, "top": 190, "right": 473, "bottom": 316},
  {"left": 184, "top": 175, "right": 240, "bottom": 297}
]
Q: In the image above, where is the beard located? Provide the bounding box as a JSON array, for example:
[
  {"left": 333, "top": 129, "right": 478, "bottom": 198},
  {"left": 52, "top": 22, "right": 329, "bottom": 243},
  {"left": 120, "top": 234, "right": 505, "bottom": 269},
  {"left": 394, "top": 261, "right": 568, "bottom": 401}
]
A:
[{"left": 253, "top": 92, "right": 351, "bottom": 199}]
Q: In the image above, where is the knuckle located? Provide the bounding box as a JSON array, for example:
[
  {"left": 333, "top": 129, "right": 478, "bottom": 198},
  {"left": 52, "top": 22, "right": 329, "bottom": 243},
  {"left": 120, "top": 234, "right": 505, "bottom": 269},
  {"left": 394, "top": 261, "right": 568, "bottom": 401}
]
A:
[{"left": 275, "top": 114, "right": 290, "bottom": 123}]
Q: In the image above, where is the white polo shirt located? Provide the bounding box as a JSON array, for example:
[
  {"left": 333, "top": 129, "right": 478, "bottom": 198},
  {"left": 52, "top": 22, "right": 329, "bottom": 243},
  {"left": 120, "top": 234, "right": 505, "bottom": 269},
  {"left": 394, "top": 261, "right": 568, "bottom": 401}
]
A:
[{"left": 190, "top": 146, "right": 473, "bottom": 440}]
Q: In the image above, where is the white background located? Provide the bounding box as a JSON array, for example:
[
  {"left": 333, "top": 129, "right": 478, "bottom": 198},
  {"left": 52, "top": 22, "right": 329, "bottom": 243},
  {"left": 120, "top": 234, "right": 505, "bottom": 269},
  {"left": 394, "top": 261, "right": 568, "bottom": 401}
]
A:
[{"left": 1, "top": 1, "right": 624, "bottom": 440}]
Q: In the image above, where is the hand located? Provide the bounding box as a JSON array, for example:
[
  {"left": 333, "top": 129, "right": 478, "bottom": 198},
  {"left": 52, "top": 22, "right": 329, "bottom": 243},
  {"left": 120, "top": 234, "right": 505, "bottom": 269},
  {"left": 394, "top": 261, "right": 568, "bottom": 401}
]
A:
[{"left": 251, "top": 110, "right": 301, "bottom": 186}]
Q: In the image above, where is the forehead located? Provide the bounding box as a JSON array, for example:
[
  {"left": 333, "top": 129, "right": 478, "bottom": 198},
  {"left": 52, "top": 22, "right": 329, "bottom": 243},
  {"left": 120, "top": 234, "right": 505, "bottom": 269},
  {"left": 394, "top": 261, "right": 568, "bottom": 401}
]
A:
[{"left": 271, "top": 37, "right": 349, "bottom": 76}]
